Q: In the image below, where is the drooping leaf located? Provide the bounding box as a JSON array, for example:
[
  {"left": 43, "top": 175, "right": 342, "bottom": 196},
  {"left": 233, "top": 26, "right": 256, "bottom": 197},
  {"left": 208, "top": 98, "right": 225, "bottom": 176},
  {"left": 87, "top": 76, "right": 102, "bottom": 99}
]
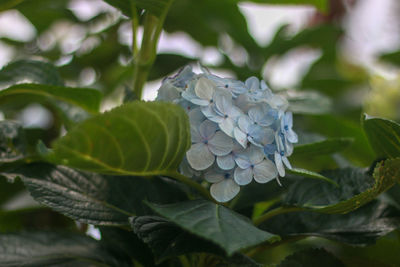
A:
[
  {"left": 0, "top": 231, "right": 130, "bottom": 266},
  {"left": 380, "top": 50, "right": 400, "bottom": 67},
  {"left": 3, "top": 163, "right": 186, "bottom": 225},
  {"left": 147, "top": 199, "right": 280, "bottom": 256},
  {"left": 0, "top": 60, "right": 64, "bottom": 87},
  {"left": 0, "top": 0, "right": 26, "bottom": 11},
  {"left": 0, "top": 83, "right": 102, "bottom": 114},
  {"left": 148, "top": 54, "right": 195, "bottom": 81},
  {"left": 42, "top": 101, "right": 190, "bottom": 176},
  {"left": 292, "top": 138, "right": 353, "bottom": 158},
  {"left": 0, "top": 120, "right": 27, "bottom": 163},
  {"left": 278, "top": 248, "right": 345, "bottom": 267},
  {"left": 363, "top": 114, "right": 400, "bottom": 158},
  {"left": 287, "top": 168, "right": 338, "bottom": 187},
  {"left": 261, "top": 200, "right": 400, "bottom": 246},
  {"left": 0, "top": 175, "right": 24, "bottom": 206},
  {"left": 284, "top": 158, "right": 400, "bottom": 214}
]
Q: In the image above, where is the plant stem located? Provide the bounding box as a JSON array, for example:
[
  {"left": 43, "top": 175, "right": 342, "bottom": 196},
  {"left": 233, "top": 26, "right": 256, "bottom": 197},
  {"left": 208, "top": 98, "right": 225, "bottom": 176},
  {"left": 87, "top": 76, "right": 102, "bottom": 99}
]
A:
[
  {"left": 165, "top": 171, "right": 215, "bottom": 202},
  {"left": 130, "top": 0, "right": 139, "bottom": 57},
  {"left": 131, "top": 0, "right": 174, "bottom": 99},
  {"left": 253, "top": 206, "right": 303, "bottom": 226}
]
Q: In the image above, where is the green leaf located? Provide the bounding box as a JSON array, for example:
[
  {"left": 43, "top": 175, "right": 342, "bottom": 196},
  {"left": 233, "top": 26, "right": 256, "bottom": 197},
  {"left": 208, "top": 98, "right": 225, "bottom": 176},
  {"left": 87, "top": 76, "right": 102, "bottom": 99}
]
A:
[
  {"left": 261, "top": 200, "right": 400, "bottom": 245},
  {"left": 380, "top": 50, "right": 400, "bottom": 67},
  {"left": 4, "top": 163, "right": 186, "bottom": 225},
  {"left": 363, "top": 114, "right": 400, "bottom": 158},
  {"left": 292, "top": 138, "right": 354, "bottom": 158},
  {"left": 278, "top": 248, "right": 345, "bottom": 267},
  {"left": 147, "top": 199, "right": 280, "bottom": 256},
  {"left": 42, "top": 101, "right": 190, "bottom": 176},
  {"left": 0, "top": 231, "right": 130, "bottom": 266},
  {"left": 0, "top": 120, "right": 27, "bottom": 163},
  {"left": 0, "top": 0, "right": 25, "bottom": 11},
  {"left": 103, "top": 0, "right": 172, "bottom": 17},
  {"left": 240, "top": 0, "right": 328, "bottom": 12},
  {"left": 287, "top": 168, "right": 338, "bottom": 187},
  {"left": 284, "top": 159, "right": 400, "bottom": 214},
  {"left": 0, "top": 83, "right": 102, "bottom": 114},
  {"left": 130, "top": 215, "right": 221, "bottom": 263},
  {"left": 0, "top": 60, "right": 64, "bottom": 86}
]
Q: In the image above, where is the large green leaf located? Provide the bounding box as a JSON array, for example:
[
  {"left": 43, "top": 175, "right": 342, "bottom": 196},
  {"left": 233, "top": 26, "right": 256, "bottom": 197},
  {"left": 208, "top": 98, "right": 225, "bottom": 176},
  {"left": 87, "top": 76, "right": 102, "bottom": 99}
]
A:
[
  {"left": 0, "top": 60, "right": 64, "bottom": 86},
  {"left": 147, "top": 199, "right": 280, "bottom": 256},
  {"left": 261, "top": 200, "right": 400, "bottom": 246},
  {"left": 42, "top": 101, "right": 190, "bottom": 176},
  {"left": 292, "top": 138, "right": 353, "bottom": 158},
  {"left": 4, "top": 163, "right": 186, "bottom": 225},
  {"left": 0, "top": 121, "right": 27, "bottom": 163},
  {"left": 363, "top": 114, "right": 400, "bottom": 158},
  {"left": 0, "top": 83, "right": 102, "bottom": 114},
  {"left": 0, "top": 231, "right": 130, "bottom": 266},
  {"left": 284, "top": 158, "right": 400, "bottom": 214},
  {"left": 278, "top": 248, "right": 345, "bottom": 267}
]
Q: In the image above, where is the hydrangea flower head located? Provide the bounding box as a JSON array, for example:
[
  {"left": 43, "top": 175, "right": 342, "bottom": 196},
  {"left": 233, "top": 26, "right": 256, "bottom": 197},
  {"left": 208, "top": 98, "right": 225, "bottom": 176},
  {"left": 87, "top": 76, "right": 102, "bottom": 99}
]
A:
[{"left": 157, "top": 66, "right": 298, "bottom": 202}]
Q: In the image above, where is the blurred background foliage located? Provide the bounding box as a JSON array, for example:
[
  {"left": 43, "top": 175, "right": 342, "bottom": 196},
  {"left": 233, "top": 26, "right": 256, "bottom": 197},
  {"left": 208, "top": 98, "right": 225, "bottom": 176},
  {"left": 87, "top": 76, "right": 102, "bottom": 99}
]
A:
[{"left": 0, "top": 0, "right": 400, "bottom": 266}]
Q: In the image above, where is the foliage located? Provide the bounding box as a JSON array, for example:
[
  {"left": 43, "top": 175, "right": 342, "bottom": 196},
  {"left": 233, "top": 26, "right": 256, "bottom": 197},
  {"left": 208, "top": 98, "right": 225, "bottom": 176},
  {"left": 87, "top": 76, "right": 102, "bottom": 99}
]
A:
[{"left": 0, "top": 0, "right": 399, "bottom": 266}]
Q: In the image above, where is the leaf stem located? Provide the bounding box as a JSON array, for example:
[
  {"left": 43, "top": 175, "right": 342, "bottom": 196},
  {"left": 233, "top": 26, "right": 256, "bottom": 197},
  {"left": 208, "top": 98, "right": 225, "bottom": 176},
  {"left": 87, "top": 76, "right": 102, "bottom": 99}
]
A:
[
  {"left": 131, "top": 0, "right": 175, "bottom": 99},
  {"left": 253, "top": 206, "right": 303, "bottom": 226},
  {"left": 165, "top": 171, "right": 215, "bottom": 202}
]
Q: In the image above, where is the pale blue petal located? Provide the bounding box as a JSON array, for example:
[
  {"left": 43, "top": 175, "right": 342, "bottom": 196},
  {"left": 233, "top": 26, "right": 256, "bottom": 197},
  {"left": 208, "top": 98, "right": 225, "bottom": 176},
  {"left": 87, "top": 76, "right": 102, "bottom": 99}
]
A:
[
  {"left": 234, "top": 155, "right": 251, "bottom": 169},
  {"left": 186, "top": 143, "right": 215, "bottom": 170},
  {"left": 234, "top": 167, "right": 253, "bottom": 185},
  {"left": 156, "top": 83, "right": 180, "bottom": 102},
  {"left": 263, "top": 144, "right": 276, "bottom": 155},
  {"left": 190, "top": 125, "right": 202, "bottom": 143},
  {"left": 282, "top": 156, "right": 292, "bottom": 169},
  {"left": 215, "top": 91, "right": 233, "bottom": 115},
  {"left": 245, "top": 76, "right": 259, "bottom": 90},
  {"left": 208, "top": 131, "right": 233, "bottom": 156},
  {"left": 253, "top": 159, "right": 277, "bottom": 183},
  {"left": 233, "top": 127, "right": 248, "bottom": 148},
  {"left": 210, "top": 178, "right": 240, "bottom": 203},
  {"left": 238, "top": 115, "right": 252, "bottom": 133},
  {"left": 201, "top": 105, "right": 223, "bottom": 123},
  {"left": 219, "top": 118, "right": 235, "bottom": 137},
  {"left": 204, "top": 170, "right": 224, "bottom": 183},
  {"left": 285, "top": 140, "right": 294, "bottom": 156},
  {"left": 195, "top": 77, "right": 214, "bottom": 100},
  {"left": 188, "top": 107, "right": 205, "bottom": 128},
  {"left": 217, "top": 154, "right": 235, "bottom": 170},
  {"left": 284, "top": 112, "right": 293, "bottom": 128},
  {"left": 274, "top": 151, "right": 285, "bottom": 177},
  {"left": 248, "top": 145, "right": 264, "bottom": 164},
  {"left": 228, "top": 106, "right": 242, "bottom": 119},
  {"left": 287, "top": 129, "right": 298, "bottom": 143},
  {"left": 191, "top": 98, "right": 210, "bottom": 106},
  {"left": 199, "top": 120, "right": 218, "bottom": 140}
]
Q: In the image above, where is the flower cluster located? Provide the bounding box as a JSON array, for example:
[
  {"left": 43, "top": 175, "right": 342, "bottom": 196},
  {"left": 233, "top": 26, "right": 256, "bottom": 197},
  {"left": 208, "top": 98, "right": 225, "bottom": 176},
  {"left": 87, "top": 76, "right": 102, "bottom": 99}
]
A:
[{"left": 157, "top": 66, "right": 298, "bottom": 202}]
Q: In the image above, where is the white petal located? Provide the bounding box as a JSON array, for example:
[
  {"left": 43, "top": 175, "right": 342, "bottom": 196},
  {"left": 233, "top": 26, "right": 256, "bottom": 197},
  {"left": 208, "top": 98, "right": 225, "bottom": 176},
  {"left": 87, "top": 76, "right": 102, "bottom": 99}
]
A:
[
  {"left": 245, "top": 76, "right": 259, "bottom": 90},
  {"left": 219, "top": 118, "right": 235, "bottom": 137},
  {"left": 186, "top": 143, "right": 215, "bottom": 170},
  {"left": 217, "top": 154, "right": 235, "bottom": 170},
  {"left": 195, "top": 77, "right": 215, "bottom": 100},
  {"left": 285, "top": 140, "right": 294, "bottom": 156},
  {"left": 199, "top": 120, "right": 218, "bottom": 140},
  {"left": 215, "top": 92, "right": 232, "bottom": 115},
  {"left": 210, "top": 179, "right": 240, "bottom": 203},
  {"left": 208, "top": 131, "right": 233, "bottom": 156},
  {"left": 204, "top": 170, "right": 224, "bottom": 183},
  {"left": 253, "top": 159, "right": 278, "bottom": 183},
  {"left": 274, "top": 152, "right": 285, "bottom": 177},
  {"left": 285, "top": 112, "right": 293, "bottom": 127},
  {"left": 234, "top": 167, "right": 253, "bottom": 185},
  {"left": 234, "top": 127, "right": 248, "bottom": 148}
]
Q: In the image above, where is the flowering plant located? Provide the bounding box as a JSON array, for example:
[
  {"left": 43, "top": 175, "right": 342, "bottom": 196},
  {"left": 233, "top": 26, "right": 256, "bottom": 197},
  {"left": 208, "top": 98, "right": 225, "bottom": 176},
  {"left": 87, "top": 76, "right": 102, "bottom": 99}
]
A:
[{"left": 0, "top": 0, "right": 399, "bottom": 266}]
